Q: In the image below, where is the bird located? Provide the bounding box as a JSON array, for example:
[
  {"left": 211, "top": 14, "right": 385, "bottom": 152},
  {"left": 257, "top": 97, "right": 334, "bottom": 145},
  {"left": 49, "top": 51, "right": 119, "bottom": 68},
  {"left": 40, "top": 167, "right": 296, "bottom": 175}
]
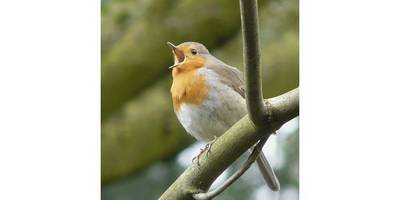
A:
[{"left": 167, "top": 41, "right": 280, "bottom": 191}]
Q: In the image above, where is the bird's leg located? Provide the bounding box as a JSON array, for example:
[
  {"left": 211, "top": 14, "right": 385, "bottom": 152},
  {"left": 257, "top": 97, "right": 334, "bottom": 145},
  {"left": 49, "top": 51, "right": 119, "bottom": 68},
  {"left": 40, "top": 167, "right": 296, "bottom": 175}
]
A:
[{"left": 192, "top": 136, "right": 218, "bottom": 166}]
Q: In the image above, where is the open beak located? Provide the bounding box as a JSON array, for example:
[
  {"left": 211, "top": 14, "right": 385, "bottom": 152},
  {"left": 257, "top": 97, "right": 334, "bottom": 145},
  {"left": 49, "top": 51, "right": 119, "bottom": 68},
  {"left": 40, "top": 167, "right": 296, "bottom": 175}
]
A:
[{"left": 167, "top": 42, "right": 185, "bottom": 69}]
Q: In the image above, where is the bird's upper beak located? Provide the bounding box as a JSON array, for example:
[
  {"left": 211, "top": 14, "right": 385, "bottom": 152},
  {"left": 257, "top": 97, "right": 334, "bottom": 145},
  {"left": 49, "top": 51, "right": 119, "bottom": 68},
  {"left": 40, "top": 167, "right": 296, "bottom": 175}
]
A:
[{"left": 167, "top": 42, "right": 185, "bottom": 69}]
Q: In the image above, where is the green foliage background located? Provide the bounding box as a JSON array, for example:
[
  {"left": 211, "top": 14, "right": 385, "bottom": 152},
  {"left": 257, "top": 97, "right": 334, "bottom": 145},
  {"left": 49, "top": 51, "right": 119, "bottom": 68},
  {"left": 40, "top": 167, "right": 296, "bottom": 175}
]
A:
[{"left": 101, "top": 0, "right": 299, "bottom": 199}]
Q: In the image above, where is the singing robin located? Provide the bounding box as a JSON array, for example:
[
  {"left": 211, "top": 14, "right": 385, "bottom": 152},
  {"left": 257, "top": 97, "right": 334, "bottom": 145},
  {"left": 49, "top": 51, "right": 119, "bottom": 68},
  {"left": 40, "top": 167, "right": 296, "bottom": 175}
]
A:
[{"left": 167, "top": 41, "right": 280, "bottom": 191}]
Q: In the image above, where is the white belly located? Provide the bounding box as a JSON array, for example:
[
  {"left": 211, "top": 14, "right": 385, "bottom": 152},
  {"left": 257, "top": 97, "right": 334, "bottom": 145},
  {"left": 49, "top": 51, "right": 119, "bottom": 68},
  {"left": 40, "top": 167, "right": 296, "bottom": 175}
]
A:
[{"left": 175, "top": 69, "right": 247, "bottom": 141}]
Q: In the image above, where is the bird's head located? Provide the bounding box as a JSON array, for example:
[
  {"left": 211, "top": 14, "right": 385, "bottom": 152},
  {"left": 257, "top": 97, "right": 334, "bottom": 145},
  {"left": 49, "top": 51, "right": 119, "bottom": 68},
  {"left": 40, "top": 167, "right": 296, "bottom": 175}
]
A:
[{"left": 167, "top": 41, "right": 210, "bottom": 75}]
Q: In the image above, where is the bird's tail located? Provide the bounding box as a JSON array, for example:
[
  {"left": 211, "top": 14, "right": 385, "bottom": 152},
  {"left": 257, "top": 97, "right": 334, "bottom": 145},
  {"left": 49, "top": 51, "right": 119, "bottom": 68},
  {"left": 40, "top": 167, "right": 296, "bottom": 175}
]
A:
[{"left": 256, "top": 152, "right": 280, "bottom": 191}]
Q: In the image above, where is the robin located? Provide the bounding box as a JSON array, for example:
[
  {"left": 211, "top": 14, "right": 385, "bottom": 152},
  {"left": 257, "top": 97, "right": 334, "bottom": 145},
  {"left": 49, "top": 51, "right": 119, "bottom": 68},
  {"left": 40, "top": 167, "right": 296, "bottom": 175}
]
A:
[{"left": 167, "top": 41, "right": 280, "bottom": 191}]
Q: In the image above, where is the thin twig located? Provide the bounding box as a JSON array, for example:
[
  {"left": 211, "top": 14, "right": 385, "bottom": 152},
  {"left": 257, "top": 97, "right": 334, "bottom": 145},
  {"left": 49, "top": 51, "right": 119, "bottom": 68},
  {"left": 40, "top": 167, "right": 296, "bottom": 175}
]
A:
[{"left": 193, "top": 136, "right": 269, "bottom": 200}]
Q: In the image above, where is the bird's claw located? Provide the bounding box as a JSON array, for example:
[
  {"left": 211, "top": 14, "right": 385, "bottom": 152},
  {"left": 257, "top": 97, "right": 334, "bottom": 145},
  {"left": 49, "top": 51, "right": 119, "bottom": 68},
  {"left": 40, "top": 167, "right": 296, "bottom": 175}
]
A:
[{"left": 192, "top": 136, "right": 218, "bottom": 166}]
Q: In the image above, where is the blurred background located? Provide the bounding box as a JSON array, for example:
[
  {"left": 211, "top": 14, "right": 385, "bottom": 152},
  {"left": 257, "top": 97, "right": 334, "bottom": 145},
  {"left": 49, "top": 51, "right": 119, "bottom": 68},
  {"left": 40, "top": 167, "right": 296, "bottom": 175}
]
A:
[{"left": 101, "top": 0, "right": 298, "bottom": 199}]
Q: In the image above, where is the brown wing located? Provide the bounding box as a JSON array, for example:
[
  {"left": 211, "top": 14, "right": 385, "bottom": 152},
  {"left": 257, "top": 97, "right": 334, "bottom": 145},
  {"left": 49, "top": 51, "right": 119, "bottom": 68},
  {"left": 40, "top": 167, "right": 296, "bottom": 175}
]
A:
[{"left": 207, "top": 61, "right": 245, "bottom": 98}]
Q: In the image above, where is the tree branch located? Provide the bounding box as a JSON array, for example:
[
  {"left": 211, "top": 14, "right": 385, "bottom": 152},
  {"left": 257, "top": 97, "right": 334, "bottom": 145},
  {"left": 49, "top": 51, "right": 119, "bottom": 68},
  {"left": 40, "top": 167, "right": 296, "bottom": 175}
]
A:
[
  {"left": 158, "top": 88, "right": 299, "bottom": 200},
  {"left": 240, "top": 0, "right": 267, "bottom": 127},
  {"left": 192, "top": 136, "right": 268, "bottom": 200},
  {"left": 240, "top": 0, "right": 280, "bottom": 192}
]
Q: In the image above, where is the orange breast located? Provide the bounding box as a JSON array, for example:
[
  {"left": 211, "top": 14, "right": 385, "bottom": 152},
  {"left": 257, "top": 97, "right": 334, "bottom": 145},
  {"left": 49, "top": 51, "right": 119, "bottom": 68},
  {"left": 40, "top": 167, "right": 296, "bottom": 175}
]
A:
[{"left": 170, "top": 69, "right": 208, "bottom": 112}]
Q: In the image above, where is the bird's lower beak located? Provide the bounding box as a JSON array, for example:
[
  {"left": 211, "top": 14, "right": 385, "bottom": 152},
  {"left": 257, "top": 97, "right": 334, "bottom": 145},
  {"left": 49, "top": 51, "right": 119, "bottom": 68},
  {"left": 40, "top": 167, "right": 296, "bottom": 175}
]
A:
[
  {"left": 167, "top": 42, "right": 185, "bottom": 69},
  {"left": 168, "top": 65, "right": 177, "bottom": 70}
]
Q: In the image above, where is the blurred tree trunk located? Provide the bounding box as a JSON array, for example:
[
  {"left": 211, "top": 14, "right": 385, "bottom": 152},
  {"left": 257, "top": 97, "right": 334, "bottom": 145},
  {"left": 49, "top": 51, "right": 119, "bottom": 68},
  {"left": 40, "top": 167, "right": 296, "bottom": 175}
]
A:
[
  {"left": 102, "top": 0, "right": 159, "bottom": 54},
  {"left": 101, "top": 80, "right": 193, "bottom": 183}
]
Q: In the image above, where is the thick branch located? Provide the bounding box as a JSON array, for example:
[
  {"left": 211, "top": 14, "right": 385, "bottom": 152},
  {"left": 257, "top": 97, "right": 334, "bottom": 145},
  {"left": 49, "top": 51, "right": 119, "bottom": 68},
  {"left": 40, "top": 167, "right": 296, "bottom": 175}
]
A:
[
  {"left": 158, "top": 88, "right": 299, "bottom": 200},
  {"left": 240, "top": 0, "right": 268, "bottom": 127}
]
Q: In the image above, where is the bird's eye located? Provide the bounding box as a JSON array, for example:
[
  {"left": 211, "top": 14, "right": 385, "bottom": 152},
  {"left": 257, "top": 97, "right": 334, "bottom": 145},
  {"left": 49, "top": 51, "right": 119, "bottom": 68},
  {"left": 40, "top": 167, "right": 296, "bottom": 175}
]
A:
[{"left": 191, "top": 49, "right": 197, "bottom": 55}]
